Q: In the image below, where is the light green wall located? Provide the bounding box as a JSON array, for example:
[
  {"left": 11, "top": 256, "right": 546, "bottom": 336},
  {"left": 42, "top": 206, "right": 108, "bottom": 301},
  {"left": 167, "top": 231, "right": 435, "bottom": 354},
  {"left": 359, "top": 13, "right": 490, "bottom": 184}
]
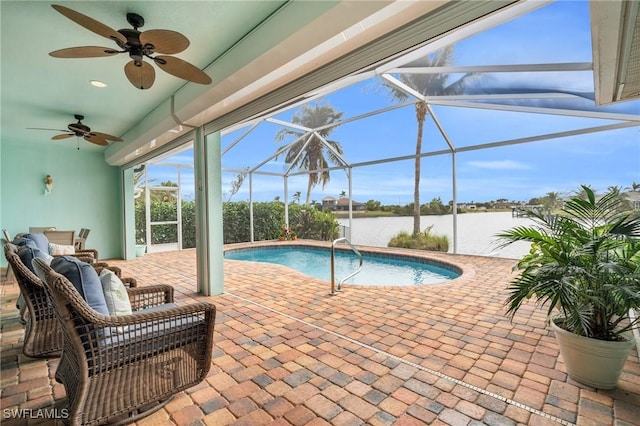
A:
[{"left": 1, "top": 142, "right": 123, "bottom": 266}]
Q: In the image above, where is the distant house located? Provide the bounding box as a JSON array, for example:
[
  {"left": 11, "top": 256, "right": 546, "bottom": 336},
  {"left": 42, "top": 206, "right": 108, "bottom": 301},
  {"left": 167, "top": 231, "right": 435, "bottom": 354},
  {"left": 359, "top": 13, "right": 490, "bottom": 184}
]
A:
[
  {"left": 457, "top": 203, "right": 477, "bottom": 210},
  {"left": 626, "top": 192, "right": 640, "bottom": 210},
  {"left": 322, "top": 196, "right": 366, "bottom": 211},
  {"left": 493, "top": 202, "right": 513, "bottom": 209}
]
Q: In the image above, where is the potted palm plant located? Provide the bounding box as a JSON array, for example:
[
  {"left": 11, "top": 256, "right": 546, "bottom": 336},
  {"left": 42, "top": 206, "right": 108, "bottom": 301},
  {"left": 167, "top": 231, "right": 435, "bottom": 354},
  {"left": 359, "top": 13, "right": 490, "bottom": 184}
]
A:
[{"left": 497, "top": 186, "right": 640, "bottom": 389}]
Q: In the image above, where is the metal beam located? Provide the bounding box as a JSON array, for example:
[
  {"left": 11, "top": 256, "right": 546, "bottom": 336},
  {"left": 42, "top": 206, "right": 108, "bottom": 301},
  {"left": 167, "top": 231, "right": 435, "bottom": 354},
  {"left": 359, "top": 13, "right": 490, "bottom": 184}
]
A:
[
  {"left": 266, "top": 118, "right": 313, "bottom": 132},
  {"left": 454, "top": 121, "right": 639, "bottom": 153},
  {"left": 387, "top": 62, "right": 593, "bottom": 74},
  {"left": 427, "top": 99, "right": 640, "bottom": 122},
  {"left": 380, "top": 74, "right": 426, "bottom": 101},
  {"left": 375, "top": 0, "right": 552, "bottom": 74},
  {"left": 284, "top": 134, "right": 314, "bottom": 175},
  {"left": 222, "top": 121, "right": 261, "bottom": 156}
]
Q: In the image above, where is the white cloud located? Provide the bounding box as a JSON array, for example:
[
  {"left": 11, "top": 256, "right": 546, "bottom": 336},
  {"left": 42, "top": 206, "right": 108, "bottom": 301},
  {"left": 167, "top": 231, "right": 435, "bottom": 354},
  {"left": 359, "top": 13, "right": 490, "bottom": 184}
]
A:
[{"left": 467, "top": 160, "right": 532, "bottom": 170}]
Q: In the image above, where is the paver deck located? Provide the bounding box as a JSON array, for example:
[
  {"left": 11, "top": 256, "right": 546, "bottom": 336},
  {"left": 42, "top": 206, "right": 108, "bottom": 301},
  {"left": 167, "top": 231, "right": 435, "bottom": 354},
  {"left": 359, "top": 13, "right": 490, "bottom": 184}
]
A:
[{"left": 2, "top": 241, "right": 639, "bottom": 425}]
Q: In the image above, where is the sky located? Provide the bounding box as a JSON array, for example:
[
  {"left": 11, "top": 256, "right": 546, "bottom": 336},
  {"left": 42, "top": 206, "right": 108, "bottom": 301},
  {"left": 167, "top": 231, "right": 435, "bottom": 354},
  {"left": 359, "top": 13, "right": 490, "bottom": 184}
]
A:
[{"left": 145, "top": 0, "right": 640, "bottom": 206}]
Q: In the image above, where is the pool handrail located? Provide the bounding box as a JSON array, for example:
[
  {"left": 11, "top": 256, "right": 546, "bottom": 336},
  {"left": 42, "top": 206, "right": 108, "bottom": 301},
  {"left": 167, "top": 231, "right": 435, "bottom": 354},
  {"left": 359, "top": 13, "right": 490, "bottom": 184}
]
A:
[{"left": 330, "top": 237, "right": 363, "bottom": 295}]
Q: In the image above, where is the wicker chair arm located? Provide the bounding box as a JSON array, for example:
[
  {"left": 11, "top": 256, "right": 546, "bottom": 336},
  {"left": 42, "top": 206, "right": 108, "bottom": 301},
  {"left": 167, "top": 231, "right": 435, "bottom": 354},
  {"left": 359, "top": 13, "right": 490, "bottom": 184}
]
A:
[
  {"left": 55, "top": 253, "right": 94, "bottom": 263},
  {"left": 121, "top": 277, "right": 137, "bottom": 288},
  {"left": 127, "top": 284, "right": 174, "bottom": 310},
  {"left": 92, "top": 264, "right": 121, "bottom": 277},
  {"left": 52, "top": 249, "right": 98, "bottom": 264},
  {"left": 88, "top": 264, "right": 136, "bottom": 287},
  {"left": 93, "top": 301, "right": 215, "bottom": 327},
  {"left": 76, "top": 248, "right": 99, "bottom": 259}
]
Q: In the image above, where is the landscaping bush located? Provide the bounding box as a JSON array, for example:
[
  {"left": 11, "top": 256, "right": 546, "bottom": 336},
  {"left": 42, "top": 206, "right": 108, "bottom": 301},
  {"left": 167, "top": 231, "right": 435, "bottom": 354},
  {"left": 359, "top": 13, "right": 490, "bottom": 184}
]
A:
[
  {"left": 136, "top": 200, "right": 339, "bottom": 246},
  {"left": 387, "top": 226, "right": 449, "bottom": 251}
]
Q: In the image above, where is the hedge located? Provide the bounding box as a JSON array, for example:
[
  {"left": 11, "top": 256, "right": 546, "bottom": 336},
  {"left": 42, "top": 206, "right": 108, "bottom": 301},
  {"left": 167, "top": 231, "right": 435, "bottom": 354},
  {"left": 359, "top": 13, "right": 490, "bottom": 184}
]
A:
[{"left": 135, "top": 201, "right": 340, "bottom": 247}]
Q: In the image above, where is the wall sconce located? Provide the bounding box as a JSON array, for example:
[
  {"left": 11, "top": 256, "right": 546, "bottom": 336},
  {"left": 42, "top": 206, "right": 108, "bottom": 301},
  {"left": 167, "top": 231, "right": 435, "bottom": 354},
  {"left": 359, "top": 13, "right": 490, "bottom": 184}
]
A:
[{"left": 44, "top": 174, "right": 53, "bottom": 195}]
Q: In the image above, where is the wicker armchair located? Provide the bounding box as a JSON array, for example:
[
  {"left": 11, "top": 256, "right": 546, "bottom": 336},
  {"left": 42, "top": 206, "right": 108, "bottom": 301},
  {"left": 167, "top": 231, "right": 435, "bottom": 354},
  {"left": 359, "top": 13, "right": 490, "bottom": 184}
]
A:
[
  {"left": 33, "top": 258, "right": 216, "bottom": 426},
  {"left": 3, "top": 243, "right": 135, "bottom": 358}
]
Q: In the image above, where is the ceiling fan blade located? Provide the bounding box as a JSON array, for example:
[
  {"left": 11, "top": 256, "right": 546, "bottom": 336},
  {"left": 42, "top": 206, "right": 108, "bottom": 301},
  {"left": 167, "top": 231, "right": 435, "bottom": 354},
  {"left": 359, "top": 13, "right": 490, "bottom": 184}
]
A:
[
  {"left": 27, "top": 127, "right": 70, "bottom": 132},
  {"left": 124, "top": 60, "right": 155, "bottom": 89},
  {"left": 84, "top": 134, "right": 109, "bottom": 146},
  {"left": 52, "top": 133, "right": 74, "bottom": 140},
  {"left": 154, "top": 55, "right": 212, "bottom": 85},
  {"left": 51, "top": 5, "right": 126, "bottom": 44},
  {"left": 140, "top": 30, "right": 189, "bottom": 54},
  {"left": 50, "top": 46, "right": 120, "bottom": 58},
  {"left": 91, "top": 131, "right": 123, "bottom": 142}
]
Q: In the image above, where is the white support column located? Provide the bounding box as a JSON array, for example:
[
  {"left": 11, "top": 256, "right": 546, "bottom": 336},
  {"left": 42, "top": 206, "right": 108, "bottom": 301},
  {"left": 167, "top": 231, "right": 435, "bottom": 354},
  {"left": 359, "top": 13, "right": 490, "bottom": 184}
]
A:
[
  {"left": 249, "top": 172, "right": 254, "bottom": 242},
  {"left": 426, "top": 104, "right": 457, "bottom": 255},
  {"left": 194, "top": 128, "right": 224, "bottom": 295},
  {"left": 284, "top": 176, "right": 289, "bottom": 226},
  {"left": 347, "top": 167, "right": 353, "bottom": 240},
  {"left": 451, "top": 152, "right": 458, "bottom": 254},
  {"left": 144, "top": 167, "right": 151, "bottom": 249},
  {"left": 122, "top": 167, "right": 136, "bottom": 260},
  {"left": 177, "top": 166, "right": 183, "bottom": 250}
]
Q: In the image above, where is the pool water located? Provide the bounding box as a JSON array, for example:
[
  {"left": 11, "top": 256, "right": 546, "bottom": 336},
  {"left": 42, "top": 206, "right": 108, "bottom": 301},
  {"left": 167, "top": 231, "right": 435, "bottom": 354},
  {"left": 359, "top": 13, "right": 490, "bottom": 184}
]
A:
[{"left": 224, "top": 246, "right": 460, "bottom": 286}]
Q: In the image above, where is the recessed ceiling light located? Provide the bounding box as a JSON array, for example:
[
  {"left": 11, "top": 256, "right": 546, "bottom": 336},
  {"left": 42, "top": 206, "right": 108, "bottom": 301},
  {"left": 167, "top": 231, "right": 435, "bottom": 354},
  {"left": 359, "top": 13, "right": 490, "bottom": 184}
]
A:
[{"left": 90, "top": 80, "right": 107, "bottom": 88}]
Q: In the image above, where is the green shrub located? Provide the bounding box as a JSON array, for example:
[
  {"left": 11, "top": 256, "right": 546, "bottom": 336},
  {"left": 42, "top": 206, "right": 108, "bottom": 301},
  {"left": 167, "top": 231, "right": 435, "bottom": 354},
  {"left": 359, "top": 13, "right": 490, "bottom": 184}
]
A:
[
  {"left": 387, "top": 226, "right": 449, "bottom": 251},
  {"left": 136, "top": 200, "right": 339, "bottom": 246}
]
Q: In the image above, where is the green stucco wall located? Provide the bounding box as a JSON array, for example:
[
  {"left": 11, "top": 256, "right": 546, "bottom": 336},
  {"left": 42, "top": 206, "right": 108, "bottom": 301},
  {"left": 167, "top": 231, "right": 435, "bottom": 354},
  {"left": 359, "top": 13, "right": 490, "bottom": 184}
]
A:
[{"left": 1, "top": 143, "right": 123, "bottom": 267}]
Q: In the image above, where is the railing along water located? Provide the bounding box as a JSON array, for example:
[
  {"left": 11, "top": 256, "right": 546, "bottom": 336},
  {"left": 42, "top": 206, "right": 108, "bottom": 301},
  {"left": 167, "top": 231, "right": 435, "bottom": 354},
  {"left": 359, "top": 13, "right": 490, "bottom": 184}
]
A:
[{"left": 330, "top": 237, "right": 363, "bottom": 295}]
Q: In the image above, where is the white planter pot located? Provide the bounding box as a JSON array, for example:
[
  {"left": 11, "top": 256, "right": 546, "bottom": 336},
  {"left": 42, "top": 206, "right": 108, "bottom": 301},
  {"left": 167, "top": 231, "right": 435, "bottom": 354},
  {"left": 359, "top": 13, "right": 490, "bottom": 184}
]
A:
[
  {"left": 551, "top": 318, "right": 635, "bottom": 389},
  {"left": 135, "top": 244, "right": 147, "bottom": 257}
]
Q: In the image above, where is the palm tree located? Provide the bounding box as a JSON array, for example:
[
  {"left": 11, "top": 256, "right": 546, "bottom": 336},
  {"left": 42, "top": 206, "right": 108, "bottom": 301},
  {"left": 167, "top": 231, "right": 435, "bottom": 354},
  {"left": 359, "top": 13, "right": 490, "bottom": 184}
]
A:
[
  {"left": 543, "top": 191, "right": 561, "bottom": 209},
  {"left": 155, "top": 180, "right": 178, "bottom": 203},
  {"left": 275, "top": 102, "right": 344, "bottom": 205},
  {"left": 607, "top": 185, "right": 623, "bottom": 196},
  {"left": 381, "top": 46, "right": 477, "bottom": 235},
  {"left": 631, "top": 181, "right": 640, "bottom": 192},
  {"left": 291, "top": 191, "right": 301, "bottom": 205}
]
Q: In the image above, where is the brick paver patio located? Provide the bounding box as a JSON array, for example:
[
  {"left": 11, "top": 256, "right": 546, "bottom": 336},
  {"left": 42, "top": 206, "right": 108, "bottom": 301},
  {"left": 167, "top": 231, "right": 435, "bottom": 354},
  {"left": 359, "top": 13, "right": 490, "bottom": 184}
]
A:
[{"left": 2, "top": 241, "right": 639, "bottom": 425}]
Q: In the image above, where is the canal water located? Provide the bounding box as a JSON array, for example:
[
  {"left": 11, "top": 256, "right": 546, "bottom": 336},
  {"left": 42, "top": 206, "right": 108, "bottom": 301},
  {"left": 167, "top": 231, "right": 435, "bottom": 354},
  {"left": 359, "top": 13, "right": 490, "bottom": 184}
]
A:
[{"left": 338, "top": 211, "right": 534, "bottom": 259}]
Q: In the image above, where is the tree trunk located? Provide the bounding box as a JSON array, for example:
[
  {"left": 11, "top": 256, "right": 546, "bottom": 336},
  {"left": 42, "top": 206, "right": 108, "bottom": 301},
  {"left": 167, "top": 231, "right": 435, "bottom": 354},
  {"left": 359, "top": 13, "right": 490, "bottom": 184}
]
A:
[
  {"left": 413, "top": 102, "right": 427, "bottom": 235},
  {"left": 305, "top": 178, "right": 313, "bottom": 205}
]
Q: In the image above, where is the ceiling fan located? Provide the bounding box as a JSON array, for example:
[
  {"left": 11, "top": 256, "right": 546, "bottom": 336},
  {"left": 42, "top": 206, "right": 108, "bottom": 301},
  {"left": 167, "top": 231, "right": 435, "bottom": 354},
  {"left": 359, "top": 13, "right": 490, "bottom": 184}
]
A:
[
  {"left": 29, "top": 114, "right": 123, "bottom": 147},
  {"left": 48, "top": 4, "right": 212, "bottom": 90}
]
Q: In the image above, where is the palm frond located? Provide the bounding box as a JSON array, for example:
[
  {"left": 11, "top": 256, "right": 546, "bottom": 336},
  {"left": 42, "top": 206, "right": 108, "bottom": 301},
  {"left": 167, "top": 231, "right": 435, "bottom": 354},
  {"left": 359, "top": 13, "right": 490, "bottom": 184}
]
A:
[{"left": 272, "top": 102, "right": 345, "bottom": 202}]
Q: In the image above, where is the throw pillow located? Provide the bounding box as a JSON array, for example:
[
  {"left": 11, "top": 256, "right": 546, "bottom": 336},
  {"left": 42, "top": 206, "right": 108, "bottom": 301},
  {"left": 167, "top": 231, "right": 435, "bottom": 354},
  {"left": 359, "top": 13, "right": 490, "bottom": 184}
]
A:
[
  {"left": 23, "top": 233, "right": 49, "bottom": 253},
  {"left": 99, "top": 269, "right": 132, "bottom": 317},
  {"left": 49, "top": 243, "right": 76, "bottom": 256},
  {"left": 100, "top": 269, "right": 132, "bottom": 334},
  {"left": 17, "top": 244, "right": 53, "bottom": 274},
  {"left": 50, "top": 256, "right": 109, "bottom": 316}
]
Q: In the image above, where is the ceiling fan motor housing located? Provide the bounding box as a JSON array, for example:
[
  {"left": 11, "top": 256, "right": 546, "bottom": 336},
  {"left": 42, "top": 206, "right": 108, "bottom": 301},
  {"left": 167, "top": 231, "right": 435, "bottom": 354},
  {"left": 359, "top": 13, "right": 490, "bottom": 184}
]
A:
[
  {"left": 117, "top": 28, "right": 149, "bottom": 64},
  {"left": 68, "top": 122, "right": 90, "bottom": 136}
]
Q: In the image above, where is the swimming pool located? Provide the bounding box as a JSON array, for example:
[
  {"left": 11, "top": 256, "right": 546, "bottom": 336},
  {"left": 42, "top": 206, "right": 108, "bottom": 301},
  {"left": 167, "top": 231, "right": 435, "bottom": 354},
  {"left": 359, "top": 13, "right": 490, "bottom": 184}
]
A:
[{"left": 224, "top": 245, "right": 460, "bottom": 286}]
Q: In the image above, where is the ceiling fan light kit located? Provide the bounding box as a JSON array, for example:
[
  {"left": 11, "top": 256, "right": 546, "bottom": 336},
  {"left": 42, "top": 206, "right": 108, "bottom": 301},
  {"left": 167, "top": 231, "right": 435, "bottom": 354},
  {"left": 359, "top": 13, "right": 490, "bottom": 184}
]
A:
[{"left": 49, "top": 4, "right": 212, "bottom": 90}]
